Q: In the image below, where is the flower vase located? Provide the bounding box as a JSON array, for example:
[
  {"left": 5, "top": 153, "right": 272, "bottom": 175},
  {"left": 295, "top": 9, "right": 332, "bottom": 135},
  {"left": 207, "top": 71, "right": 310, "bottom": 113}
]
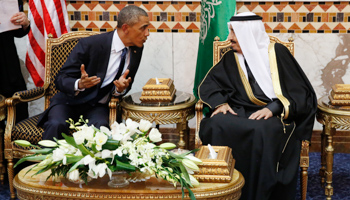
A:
[
  {"left": 67, "top": 175, "right": 92, "bottom": 184},
  {"left": 108, "top": 171, "right": 129, "bottom": 188}
]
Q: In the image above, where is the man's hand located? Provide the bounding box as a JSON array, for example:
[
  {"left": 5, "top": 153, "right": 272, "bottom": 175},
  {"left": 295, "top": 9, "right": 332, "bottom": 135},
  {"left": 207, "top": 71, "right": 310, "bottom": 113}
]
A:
[
  {"left": 113, "top": 69, "right": 132, "bottom": 93},
  {"left": 10, "top": 12, "right": 30, "bottom": 28},
  {"left": 78, "top": 64, "right": 101, "bottom": 89},
  {"left": 211, "top": 103, "right": 237, "bottom": 118},
  {"left": 248, "top": 108, "right": 273, "bottom": 120}
]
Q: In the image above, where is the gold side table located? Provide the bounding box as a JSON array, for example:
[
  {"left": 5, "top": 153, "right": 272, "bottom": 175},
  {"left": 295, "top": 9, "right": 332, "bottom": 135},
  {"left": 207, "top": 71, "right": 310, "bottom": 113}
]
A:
[
  {"left": 0, "top": 94, "right": 6, "bottom": 184},
  {"left": 120, "top": 91, "right": 196, "bottom": 149},
  {"left": 316, "top": 95, "right": 350, "bottom": 200}
]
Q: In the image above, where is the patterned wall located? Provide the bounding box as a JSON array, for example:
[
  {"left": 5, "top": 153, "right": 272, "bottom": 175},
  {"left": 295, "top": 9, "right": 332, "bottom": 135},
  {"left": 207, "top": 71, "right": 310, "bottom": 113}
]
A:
[
  {"left": 62, "top": 1, "right": 350, "bottom": 33},
  {"left": 66, "top": 1, "right": 201, "bottom": 32},
  {"left": 239, "top": 1, "right": 350, "bottom": 33},
  {"left": 21, "top": 1, "right": 350, "bottom": 33}
]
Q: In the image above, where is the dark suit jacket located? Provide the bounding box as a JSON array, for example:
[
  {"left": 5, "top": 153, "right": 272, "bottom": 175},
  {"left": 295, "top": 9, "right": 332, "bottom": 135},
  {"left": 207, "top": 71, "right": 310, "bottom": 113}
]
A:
[{"left": 37, "top": 31, "right": 143, "bottom": 126}]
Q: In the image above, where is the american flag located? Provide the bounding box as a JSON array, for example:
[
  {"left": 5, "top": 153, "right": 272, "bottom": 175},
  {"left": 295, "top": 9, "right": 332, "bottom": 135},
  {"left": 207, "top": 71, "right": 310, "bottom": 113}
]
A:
[{"left": 26, "top": 0, "right": 70, "bottom": 87}]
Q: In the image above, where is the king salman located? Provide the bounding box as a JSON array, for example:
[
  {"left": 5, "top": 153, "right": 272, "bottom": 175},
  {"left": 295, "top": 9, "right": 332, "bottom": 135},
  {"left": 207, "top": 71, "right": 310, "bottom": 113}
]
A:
[{"left": 198, "top": 12, "right": 317, "bottom": 200}]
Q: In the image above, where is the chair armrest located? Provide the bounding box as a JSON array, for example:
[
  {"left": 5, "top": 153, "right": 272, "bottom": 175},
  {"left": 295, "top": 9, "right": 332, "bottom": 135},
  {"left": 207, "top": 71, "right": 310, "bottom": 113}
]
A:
[
  {"left": 300, "top": 140, "right": 310, "bottom": 168},
  {"left": 12, "top": 87, "right": 46, "bottom": 103},
  {"left": 195, "top": 100, "right": 204, "bottom": 149},
  {"left": 5, "top": 87, "right": 46, "bottom": 132},
  {"left": 109, "top": 97, "right": 120, "bottom": 126}
]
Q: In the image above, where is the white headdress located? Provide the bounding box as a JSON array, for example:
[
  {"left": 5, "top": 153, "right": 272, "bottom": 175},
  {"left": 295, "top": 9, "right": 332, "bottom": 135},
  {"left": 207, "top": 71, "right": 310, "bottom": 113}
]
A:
[{"left": 228, "top": 12, "right": 276, "bottom": 99}]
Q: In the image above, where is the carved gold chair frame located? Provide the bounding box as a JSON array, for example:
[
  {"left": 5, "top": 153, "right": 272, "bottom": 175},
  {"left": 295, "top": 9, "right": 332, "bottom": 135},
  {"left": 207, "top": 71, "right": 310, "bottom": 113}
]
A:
[
  {"left": 195, "top": 35, "right": 309, "bottom": 200},
  {"left": 4, "top": 31, "right": 118, "bottom": 199}
]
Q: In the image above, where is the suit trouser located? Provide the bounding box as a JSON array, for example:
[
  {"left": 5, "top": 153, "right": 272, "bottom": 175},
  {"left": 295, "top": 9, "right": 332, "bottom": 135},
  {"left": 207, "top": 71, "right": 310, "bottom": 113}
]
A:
[{"left": 42, "top": 103, "right": 109, "bottom": 140}]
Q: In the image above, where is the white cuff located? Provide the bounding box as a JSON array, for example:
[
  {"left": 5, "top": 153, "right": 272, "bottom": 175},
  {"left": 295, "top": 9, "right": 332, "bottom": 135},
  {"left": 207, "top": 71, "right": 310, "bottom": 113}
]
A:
[
  {"left": 113, "top": 87, "right": 126, "bottom": 96},
  {"left": 74, "top": 79, "right": 85, "bottom": 96}
]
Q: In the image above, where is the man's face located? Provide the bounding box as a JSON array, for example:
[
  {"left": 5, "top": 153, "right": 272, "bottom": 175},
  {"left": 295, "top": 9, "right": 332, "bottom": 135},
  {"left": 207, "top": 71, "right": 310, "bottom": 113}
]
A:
[
  {"left": 228, "top": 26, "right": 242, "bottom": 54},
  {"left": 126, "top": 16, "right": 150, "bottom": 47}
]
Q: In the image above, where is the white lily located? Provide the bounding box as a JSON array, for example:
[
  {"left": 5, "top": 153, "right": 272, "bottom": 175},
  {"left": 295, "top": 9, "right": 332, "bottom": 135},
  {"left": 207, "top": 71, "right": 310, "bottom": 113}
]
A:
[
  {"left": 149, "top": 128, "right": 162, "bottom": 143},
  {"left": 14, "top": 140, "right": 31, "bottom": 147},
  {"left": 32, "top": 157, "right": 53, "bottom": 171},
  {"left": 101, "top": 149, "right": 113, "bottom": 159},
  {"left": 100, "top": 126, "right": 112, "bottom": 136},
  {"left": 182, "top": 159, "right": 199, "bottom": 171},
  {"left": 139, "top": 119, "right": 152, "bottom": 132},
  {"left": 92, "top": 163, "right": 111, "bottom": 178},
  {"left": 159, "top": 142, "right": 176, "bottom": 150},
  {"left": 189, "top": 174, "right": 200, "bottom": 187},
  {"left": 185, "top": 155, "right": 203, "bottom": 165},
  {"left": 52, "top": 148, "right": 65, "bottom": 162},
  {"left": 94, "top": 131, "right": 108, "bottom": 150},
  {"left": 38, "top": 140, "right": 57, "bottom": 147},
  {"left": 126, "top": 118, "right": 141, "bottom": 135},
  {"left": 63, "top": 156, "right": 67, "bottom": 165},
  {"left": 81, "top": 125, "right": 95, "bottom": 142},
  {"left": 83, "top": 155, "right": 95, "bottom": 165},
  {"left": 68, "top": 169, "right": 80, "bottom": 182},
  {"left": 73, "top": 130, "right": 85, "bottom": 145}
]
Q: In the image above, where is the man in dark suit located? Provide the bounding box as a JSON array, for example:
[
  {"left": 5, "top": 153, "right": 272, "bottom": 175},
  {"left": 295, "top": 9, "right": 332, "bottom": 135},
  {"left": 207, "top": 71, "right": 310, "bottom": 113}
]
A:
[{"left": 38, "top": 5, "right": 150, "bottom": 140}]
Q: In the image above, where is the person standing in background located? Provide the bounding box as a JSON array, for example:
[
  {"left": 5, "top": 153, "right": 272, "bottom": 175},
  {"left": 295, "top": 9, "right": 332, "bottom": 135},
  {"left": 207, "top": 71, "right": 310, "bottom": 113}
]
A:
[{"left": 0, "top": 0, "right": 30, "bottom": 125}]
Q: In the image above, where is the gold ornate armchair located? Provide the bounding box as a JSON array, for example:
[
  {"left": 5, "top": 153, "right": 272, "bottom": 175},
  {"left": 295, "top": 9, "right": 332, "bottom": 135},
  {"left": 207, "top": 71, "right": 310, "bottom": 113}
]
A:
[
  {"left": 4, "top": 31, "right": 119, "bottom": 199},
  {"left": 195, "top": 35, "right": 309, "bottom": 200}
]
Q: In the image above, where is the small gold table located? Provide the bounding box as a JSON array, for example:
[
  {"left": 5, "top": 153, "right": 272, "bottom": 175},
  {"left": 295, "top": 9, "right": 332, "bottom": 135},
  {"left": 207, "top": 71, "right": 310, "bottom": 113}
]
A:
[
  {"left": 0, "top": 94, "right": 6, "bottom": 184},
  {"left": 316, "top": 95, "right": 350, "bottom": 200},
  {"left": 120, "top": 91, "right": 196, "bottom": 149},
  {"left": 14, "top": 165, "right": 245, "bottom": 200}
]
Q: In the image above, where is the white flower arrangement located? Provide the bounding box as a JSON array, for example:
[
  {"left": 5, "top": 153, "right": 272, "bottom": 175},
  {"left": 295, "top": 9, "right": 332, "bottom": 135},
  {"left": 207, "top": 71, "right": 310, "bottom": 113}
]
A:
[{"left": 15, "top": 116, "right": 201, "bottom": 200}]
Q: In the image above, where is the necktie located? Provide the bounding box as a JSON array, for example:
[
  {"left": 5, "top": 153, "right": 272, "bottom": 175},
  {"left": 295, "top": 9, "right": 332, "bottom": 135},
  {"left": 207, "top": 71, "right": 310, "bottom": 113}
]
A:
[
  {"left": 90, "top": 48, "right": 128, "bottom": 105},
  {"left": 116, "top": 48, "right": 128, "bottom": 79}
]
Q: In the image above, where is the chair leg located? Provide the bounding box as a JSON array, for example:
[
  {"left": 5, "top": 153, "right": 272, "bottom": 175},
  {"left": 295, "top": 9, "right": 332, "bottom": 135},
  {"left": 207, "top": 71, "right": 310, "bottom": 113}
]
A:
[
  {"left": 0, "top": 129, "right": 4, "bottom": 184},
  {"left": 7, "top": 159, "right": 16, "bottom": 199},
  {"left": 300, "top": 166, "right": 308, "bottom": 200}
]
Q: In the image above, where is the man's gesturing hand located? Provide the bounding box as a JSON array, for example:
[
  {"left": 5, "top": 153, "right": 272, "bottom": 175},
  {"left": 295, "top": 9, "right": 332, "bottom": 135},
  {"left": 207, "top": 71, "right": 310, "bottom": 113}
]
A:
[
  {"left": 211, "top": 103, "right": 237, "bottom": 118},
  {"left": 78, "top": 64, "right": 101, "bottom": 89},
  {"left": 114, "top": 69, "right": 132, "bottom": 93}
]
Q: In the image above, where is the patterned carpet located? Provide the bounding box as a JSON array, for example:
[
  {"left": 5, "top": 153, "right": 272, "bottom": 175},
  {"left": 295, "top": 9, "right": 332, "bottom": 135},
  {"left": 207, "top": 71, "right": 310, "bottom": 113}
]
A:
[
  {"left": 296, "top": 152, "right": 350, "bottom": 200},
  {"left": 0, "top": 152, "right": 349, "bottom": 200}
]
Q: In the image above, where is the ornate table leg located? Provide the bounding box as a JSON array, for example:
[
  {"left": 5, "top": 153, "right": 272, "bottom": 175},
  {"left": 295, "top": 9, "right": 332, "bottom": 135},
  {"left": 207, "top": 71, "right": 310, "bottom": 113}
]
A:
[
  {"left": 177, "top": 122, "right": 186, "bottom": 149},
  {"left": 319, "top": 126, "right": 326, "bottom": 188},
  {"left": 325, "top": 126, "right": 335, "bottom": 200},
  {"left": 0, "top": 128, "right": 3, "bottom": 184}
]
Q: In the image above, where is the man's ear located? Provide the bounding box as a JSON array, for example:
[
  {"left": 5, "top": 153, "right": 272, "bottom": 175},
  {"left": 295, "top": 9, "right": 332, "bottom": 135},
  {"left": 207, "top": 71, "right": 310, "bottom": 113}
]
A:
[{"left": 121, "top": 24, "right": 129, "bottom": 34}]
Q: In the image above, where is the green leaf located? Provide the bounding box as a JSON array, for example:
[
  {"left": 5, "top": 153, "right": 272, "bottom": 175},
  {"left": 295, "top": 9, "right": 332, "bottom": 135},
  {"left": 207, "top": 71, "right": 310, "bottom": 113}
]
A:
[
  {"left": 185, "top": 184, "right": 196, "bottom": 200},
  {"left": 14, "top": 155, "right": 47, "bottom": 168},
  {"left": 116, "top": 160, "right": 136, "bottom": 171},
  {"left": 92, "top": 126, "right": 99, "bottom": 132},
  {"left": 30, "top": 148, "right": 54, "bottom": 155},
  {"left": 179, "top": 164, "right": 192, "bottom": 187},
  {"left": 68, "top": 161, "right": 82, "bottom": 173},
  {"left": 62, "top": 133, "right": 78, "bottom": 148},
  {"left": 180, "top": 178, "right": 185, "bottom": 199},
  {"left": 65, "top": 155, "right": 84, "bottom": 164},
  {"left": 77, "top": 144, "right": 94, "bottom": 157},
  {"left": 91, "top": 143, "right": 99, "bottom": 153},
  {"left": 168, "top": 151, "right": 185, "bottom": 159},
  {"left": 102, "top": 139, "right": 120, "bottom": 150}
]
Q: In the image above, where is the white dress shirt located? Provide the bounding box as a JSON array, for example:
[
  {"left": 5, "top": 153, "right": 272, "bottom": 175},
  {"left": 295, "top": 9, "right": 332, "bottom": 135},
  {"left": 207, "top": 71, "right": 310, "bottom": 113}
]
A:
[{"left": 74, "top": 30, "right": 130, "bottom": 103}]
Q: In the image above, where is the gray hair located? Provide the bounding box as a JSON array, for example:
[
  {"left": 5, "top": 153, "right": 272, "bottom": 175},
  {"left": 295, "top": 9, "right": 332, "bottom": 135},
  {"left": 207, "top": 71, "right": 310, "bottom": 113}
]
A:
[{"left": 117, "top": 5, "right": 148, "bottom": 28}]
